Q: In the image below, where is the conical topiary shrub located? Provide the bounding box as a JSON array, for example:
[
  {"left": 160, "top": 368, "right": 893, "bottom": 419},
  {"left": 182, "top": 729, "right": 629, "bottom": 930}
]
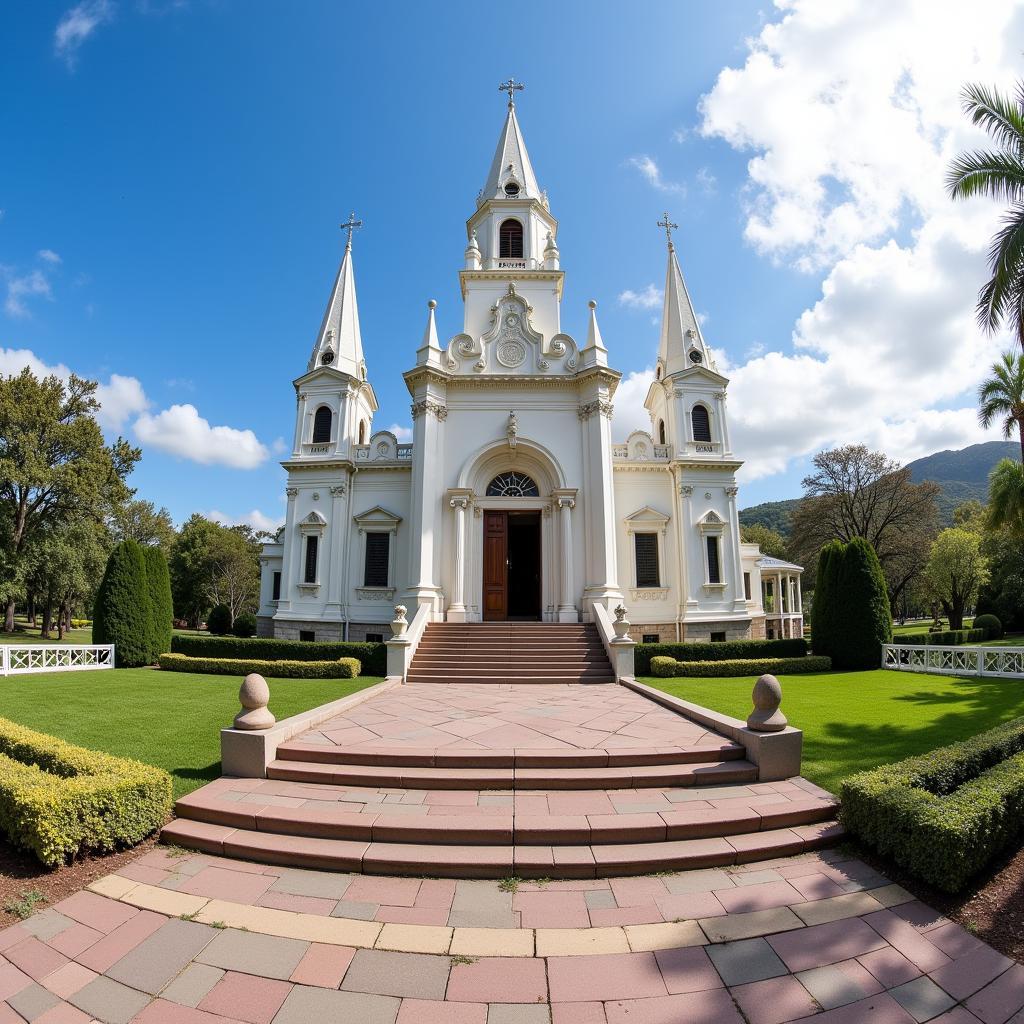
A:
[
  {"left": 810, "top": 540, "right": 844, "bottom": 661},
  {"left": 143, "top": 545, "right": 173, "bottom": 660},
  {"left": 833, "top": 537, "right": 892, "bottom": 670},
  {"left": 93, "top": 540, "right": 154, "bottom": 667},
  {"left": 207, "top": 604, "right": 232, "bottom": 636}
]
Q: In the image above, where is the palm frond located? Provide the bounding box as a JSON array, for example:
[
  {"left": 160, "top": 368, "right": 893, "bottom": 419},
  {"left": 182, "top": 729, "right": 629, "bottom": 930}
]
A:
[
  {"left": 961, "top": 83, "right": 1024, "bottom": 156},
  {"left": 947, "top": 151, "right": 1024, "bottom": 202},
  {"left": 975, "top": 210, "right": 1024, "bottom": 334}
]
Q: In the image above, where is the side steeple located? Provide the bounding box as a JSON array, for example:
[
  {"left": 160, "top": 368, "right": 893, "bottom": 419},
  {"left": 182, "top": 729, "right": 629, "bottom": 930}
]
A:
[{"left": 308, "top": 212, "right": 366, "bottom": 381}]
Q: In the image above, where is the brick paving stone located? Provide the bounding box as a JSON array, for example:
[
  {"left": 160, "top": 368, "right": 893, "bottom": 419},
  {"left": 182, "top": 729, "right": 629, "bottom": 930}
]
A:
[
  {"left": 34, "top": 1003, "right": 94, "bottom": 1024},
  {"left": 964, "top": 963, "right": 1024, "bottom": 1024},
  {"left": 786, "top": 873, "right": 847, "bottom": 901},
  {"left": 930, "top": 1011, "right": 984, "bottom": 1024},
  {"left": 75, "top": 911, "right": 166, "bottom": 975},
  {"left": 700, "top": 907, "right": 803, "bottom": 943},
  {"left": 179, "top": 867, "right": 275, "bottom": 905},
  {"left": 893, "top": 902, "right": 951, "bottom": 932},
  {"left": 0, "top": 956, "right": 32, "bottom": 999},
  {"left": 267, "top": 869, "right": 353, "bottom": 900},
  {"left": 68, "top": 975, "right": 151, "bottom": 1024},
  {"left": 159, "top": 964, "right": 225, "bottom": 1008},
  {"left": 797, "top": 963, "right": 879, "bottom": 1009},
  {"left": 342, "top": 949, "right": 450, "bottom": 1000},
  {"left": 889, "top": 976, "right": 957, "bottom": 1022},
  {"left": 271, "top": 986, "right": 400, "bottom": 1024},
  {"left": 662, "top": 869, "right": 734, "bottom": 894},
  {"left": 46, "top": 923, "right": 103, "bottom": 959},
  {"left": 547, "top": 952, "right": 667, "bottom": 1003},
  {"left": 930, "top": 947, "right": 1014, "bottom": 1002},
  {"left": 810, "top": 992, "right": 917, "bottom": 1023},
  {"left": 332, "top": 899, "right": 381, "bottom": 920},
  {"left": 864, "top": 910, "right": 952, "bottom": 973},
  {"left": 608, "top": 879, "right": 667, "bottom": 908},
  {"left": 926, "top": 923, "right": 987, "bottom": 960},
  {"left": 550, "top": 1004, "right": 606, "bottom": 1024},
  {"left": 0, "top": 1004, "right": 23, "bottom": 1024},
  {"left": 8, "top": 981, "right": 60, "bottom": 1021},
  {"left": 22, "top": 913, "right": 74, "bottom": 943},
  {"left": 106, "top": 919, "right": 218, "bottom": 996},
  {"left": 197, "top": 930, "right": 309, "bottom": 982},
  {"left": 646, "top": 947, "right": 720, "bottom": 997},
  {"left": 604, "top": 988, "right": 743, "bottom": 1023},
  {"left": 396, "top": 999, "right": 487, "bottom": 1023},
  {"left": 653, "top": 892, "right": 725, "bottom": 921},
  {"left": 131, "top": 999, "right": 244, "bottom": 1023},
  {"left": 706, "top": 938, "right": 788, "bottom": 986},
  {"left": 730, "top": 869, "right": 784, "bottom": 887},
  {"left": 256, "top": 891, "right": 337, "bottom": 916},
  {"left": 4, "top": 938, "right": 68, "bottom": 982},
  {"left": 0, "top": 925, "right": 31, "bottom": 952},
  {"left": 584, "top": 891, "right": 617, "bottom": 911},
  {"left": 713, "top": 880, "right": 805, "bottom": 914},
  {"left": 858, "top": 946, "right": 922, "bottom": 988},
  {"left": 447, "top": 957, "right": 548, "bottom": 1004},
  {"left": 346, "top": 876, "right": 422, "bottom": 907},
  {"left": 198, "top": 971, "right": 291, "bottom": 1024},
  {"left": 730, "top": 974, "right": 820, "bottom": 1024},
  {"left": 449, "top": 882, "right": 516, "bottom": 929},
  {"left": 486, "top": 1006, "right": 551, "bottom": 1024},
  {"left": 767, "top": 918, "right": 888, "bottom": 972},
  {"left": 289, "top": 943, "right": 355, "bottom": 988},
  {"left": 416, "top": 880, "right": 458, "bottom": 911},
  {"left": 514, "top": 892, "right": 589, "bottom": 929},
  {"left": 41, "top": 964, "right": 97, "bottom": 1000},
  {"left": 51, "top": 893, "right": 136, "bottom": 935}
]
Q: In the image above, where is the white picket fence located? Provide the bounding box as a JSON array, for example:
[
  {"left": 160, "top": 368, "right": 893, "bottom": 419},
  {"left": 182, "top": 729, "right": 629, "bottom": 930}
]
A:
[
  {"left": 883, "top": 643, "right": 1024, "bottom": 679},
  {"left": 0, "top": 644, "right": 115, "bottom": 676}
]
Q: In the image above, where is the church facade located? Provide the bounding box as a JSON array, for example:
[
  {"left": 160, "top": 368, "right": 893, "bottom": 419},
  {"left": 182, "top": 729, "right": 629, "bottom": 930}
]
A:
[{"left": 256, "top": 92, "right": 803, "bottom": 646}]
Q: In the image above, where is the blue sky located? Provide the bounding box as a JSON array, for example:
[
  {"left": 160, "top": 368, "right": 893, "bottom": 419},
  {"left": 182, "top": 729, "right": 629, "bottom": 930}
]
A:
[{"left": 2, "top": 1, "right": 1018, "bottom": 529}]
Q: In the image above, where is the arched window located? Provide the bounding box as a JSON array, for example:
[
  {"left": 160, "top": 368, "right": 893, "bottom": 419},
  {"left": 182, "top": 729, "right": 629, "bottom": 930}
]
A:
[
  {"left": 658, "top": 420, "right": 666, "bottom": 446},
  {"left": 358, "top": 420, "right": 367, "bottom": 445},
  {"left": 499, "top": 219, "right": 524, "bottom": 259},
  {"left": 691, "top": 405, "right": 712, "bottom": 443},
  {"left": 312, "top": 406, "right": 332, "bottom": 444},
  {"left": 486, "top": 472, "right": 539, "bottom": 497}
]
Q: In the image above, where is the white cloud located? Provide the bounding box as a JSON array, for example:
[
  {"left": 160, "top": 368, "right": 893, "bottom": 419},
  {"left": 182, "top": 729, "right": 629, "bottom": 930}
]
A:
[
  {"left": 627, "top": 155, "right": 686, "bottom": 196},
  {"left": 271, "top": 437, "right": 288, "bottom": 455},
  {"left": 205, "top": 508, "right": 283, "bottom": 533},
  {"left": 618, "top": 284, "right": 663, "bottom": 310},
  {"left": 3, "top": 269, "right": 52, "bottom": 317},
  {"left": 134, "top": 404, "right": 269, "bottom": 469},
  {"left": 94, "top": 373, "right": 149, "bottom": 429},
  {"left": 695, "top": 167, "right": 717, "bottom": 195},
  {"left": 54, "top": 0, "right": 113, "bottom": 67},
  {"left": 612, "top": 368, "right": 657, "bottom": 439},
  {"left": 384, "top": 422, "right": 413, "bottom": 442},
  {"left": 37, "top": 250, "right": 62, "bottom": 264}
]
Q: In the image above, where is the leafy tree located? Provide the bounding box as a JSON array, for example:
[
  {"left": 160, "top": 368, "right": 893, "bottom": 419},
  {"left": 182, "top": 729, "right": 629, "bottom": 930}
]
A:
[
  {"left": 925, "top": 528, "right": 990, "bottom": 631},
  {"left": 232, "top": 612, "right": 257, "bottom": 638},
  {"left": 810, "top": 540, "right": 843, "bottom": 660},
  {"left": 93, "top": 540, "right": 154, "bottom": 667},
  {"left": 0, "top": 368, "right": 139, "bottom": 632},
  {"left": 979, "top": 351, "right": 1024, "bottom": 460},
  {"left": 110, "top": 500, "right": 177, "bottom": 556},
  {"left": 740, "top": 524, "right": 788, "bottom": 560},
  {"left": 834, "top": 538, "right": 892, "bottom": 670},
  {"left": 987, "top": 458, "right": 1024, "bottom": 534},
  {"left": 947, "top": 82, "right": 1024, "bottom": 348},
  {"left": 207, "top": 604, "right": 232, "bottom": 635},
  {"left": 143, "top": 545, "right": 173, "bottom": 658}
]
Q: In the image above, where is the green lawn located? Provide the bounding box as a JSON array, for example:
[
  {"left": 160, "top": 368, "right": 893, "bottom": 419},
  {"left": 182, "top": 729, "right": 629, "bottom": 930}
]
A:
[
  {"left": 890, "top": 618, "right": 974, "bottom": 636},
  {"left": 0, "top": 669, "right": 382, "bottom": 798},
  {"left": 642, "top": 668, "right": 1024, "bottom": 795}
]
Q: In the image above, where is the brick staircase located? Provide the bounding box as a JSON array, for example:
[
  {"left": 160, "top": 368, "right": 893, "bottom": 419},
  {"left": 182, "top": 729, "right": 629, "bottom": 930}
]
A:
[{"left": 406, "top": 622, "right": 614, "bottom": 684}]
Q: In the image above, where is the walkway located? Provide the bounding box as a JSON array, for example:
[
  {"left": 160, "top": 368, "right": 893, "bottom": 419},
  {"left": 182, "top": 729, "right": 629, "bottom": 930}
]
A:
[{"left": 1, "top": 847, "right": 1018, "bottom": 1023}]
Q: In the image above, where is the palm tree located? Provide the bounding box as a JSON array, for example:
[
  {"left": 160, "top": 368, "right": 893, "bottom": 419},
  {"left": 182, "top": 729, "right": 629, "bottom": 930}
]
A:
[
  {"left": 947, "top": 83, "right": 1024, "bottom": 348},
  {"left": 988, "top": 458, "right": 1024, "bottom": 534},
  {"left": 978, "top": 350, "right": 1024, "bottom": 461}
]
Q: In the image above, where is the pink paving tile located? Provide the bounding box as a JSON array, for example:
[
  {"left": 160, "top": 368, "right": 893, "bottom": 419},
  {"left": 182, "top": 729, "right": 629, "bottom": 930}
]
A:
[
  {"left": 548, "top": 952, "right": 668, "bottom": 1003},
  {"left": 589, "top": 906, "right": 661, "bottom": 927},
  {"left": 653, "top": 946, "right": 723, "bottom": 994},
  {"left": 513, "top": 891, "right": 590, "bottom": 928},
  {"left": 41, "top": 962, "right": 98, "bottom": 999},
  {"left": 114, "top": 863, "right": 170, "bottom": 885},
  {"left": 34, "top": 1004, "right": 92, "bottom": 1024},
  {"left": 51, "top": 891, "right": 137, "bottom": 934},
  {"left": 863, "top": 909, "right": 951, "bottom": 973},
  {"left": 199, "top": 971, "right": 292, "bottom": 1024},
  {"left": 891, "top": 900, "right": 950, "bottom": 931},
  {"left": 830, "top": 957, "right": 884, "bottom": 998},
  {"left": 604, "top": 989, "right": 744, "bottom": 1023},
  {"left": 375, "top": 906, "right": 450, "bottom": 925},
  {"left": 786, "top": 872, "right": 847, "bottom": 901},
  {"left": 0, "top": 957, "right": 32, "bottom": 999},
  {"left": 4, "top": 937, "right": 69, "bottom": 981},
  {"left": 289, "top": 943, "right": 356, "bottom": 988},
  {"left": 714, "top": 880, "right": 805, "bottom": 914},
  {"left": 446, "top": 957, "right": 548, "bottom": 1003},
  {"left": 927, "top": 922, "right": 987, "bottom": 959},
  {"left": 46, "top": 923, "right": 103, "bottom": 958},
  {"left": 930, "top": 946, "right": 1016, "bottom": 1002},
  {"left": 932, "top": 1011, "right": 986, "bottom": 1024},
  {"left": 731, "top": 974, "right": 820, "bottom": 1024},
  {"left": 396, "top": 1000, "right": 487, "bottom": 1023},
  {"left": 76, "top": 910, "right": 167, "bottom": 974},
  {"left": 256, "top": 892, "right": 338, "bottom": 916},
  {"left": 551, "top": 1003, "right": 608, "bottom": 1024},
  {"left": 133, "top": 1000, "right": 246, "bottom": 1023},
  {"left": 178, "top": 866, "right": 276, "bottom": 904},
  {"left": 810, "top": 992, "right": 916, "bottom": 1023},
  {"left": 654, "top": 892, "right": 727, "bottom": 921},
  {"left": 0, "top": 925, "right": 30, "bottom": 953},
  {"left": 608, "top": 877, "right": 669, "bottom": 908},
  {"left": 415, "top": 879, "right": 457, "bottom": 910},
  {"left": 767, "top": 918, "right": 888, "bottom": 972},
  {"left": 965, "top": 964, "right": 1024, "bottom": 1024},
  {"left": 344, "top": 875, "right": 422, "bottom": 906},
  {"left": 857, "top": 946, "right": 922, "bottom": 988}
]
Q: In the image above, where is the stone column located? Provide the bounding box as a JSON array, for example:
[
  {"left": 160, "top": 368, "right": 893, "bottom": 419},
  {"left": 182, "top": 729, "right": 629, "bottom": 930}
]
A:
[
  {"left": 406, "top": 386, "right": 447, "bottom": 614},
  {"left": 716, "top": 391, "right": 733, "bottom": 455},
  {"left": 447, "top": 493, "right": 470, "bottom": 622},
  {"left": 679, "top": 483, "right": 697, "bottom": 610},
  {"left": 556, "top": 493, "right": 577, "bottom": 622},
  {"left": 276, "top": 487, "right": 299, "bottom": 611},
  {"left": 291, "top": 394, "right": 306, "bottom": 456},
  {"left": 334, "top": 390, "right": 350, "bottom": 457},
  {"left": 325, "top": 479, "right": 349, "bottom": 621},
  {"left": 726, "top": 486, "right": 746, "bottom": 612}
]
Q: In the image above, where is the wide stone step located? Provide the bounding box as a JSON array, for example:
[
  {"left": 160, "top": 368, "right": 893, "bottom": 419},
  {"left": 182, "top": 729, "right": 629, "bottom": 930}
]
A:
[
  {"left": 265, "top": 758, "right": 758, "bottom": 790},
  {"left": 160, "top": 817, "right": 844, "bottom": 877}
]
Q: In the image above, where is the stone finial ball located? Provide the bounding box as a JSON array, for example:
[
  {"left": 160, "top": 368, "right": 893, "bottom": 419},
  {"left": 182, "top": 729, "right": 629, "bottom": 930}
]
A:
[
  {"left": 752, "top": 673, "right": 782, "bottom": 711},
  {"left": 239, "top": 673, "right": 270, "bottom": 710}
]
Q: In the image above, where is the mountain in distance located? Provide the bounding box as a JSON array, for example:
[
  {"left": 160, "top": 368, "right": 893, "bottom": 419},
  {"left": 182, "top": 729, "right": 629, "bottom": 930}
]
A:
[{"left": 739, "top": 441, "right": 1020, "bottom": 537}]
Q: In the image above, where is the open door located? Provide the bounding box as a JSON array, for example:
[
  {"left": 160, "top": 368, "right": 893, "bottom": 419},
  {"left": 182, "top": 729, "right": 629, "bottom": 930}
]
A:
[{"left": 483, "top": 511, "right": 508, "bottom": 621}]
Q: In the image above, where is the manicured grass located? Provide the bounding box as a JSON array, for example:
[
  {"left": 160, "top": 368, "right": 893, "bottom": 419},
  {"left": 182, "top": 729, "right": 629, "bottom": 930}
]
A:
[
  {"left": 890, "top": 618, "right": 975, "bottom": 636},
  {"left": 642, "top": 668, "right": 1024, "bottom": 795},
  {"left": 966, "top": 634, "right": 1024, "bottom": 647},
  {"left": 0, "top": 668, "right": 382, "bottom": 798},
  {"left": 0, "top": 625, "right": 93, "bottom": 645}
]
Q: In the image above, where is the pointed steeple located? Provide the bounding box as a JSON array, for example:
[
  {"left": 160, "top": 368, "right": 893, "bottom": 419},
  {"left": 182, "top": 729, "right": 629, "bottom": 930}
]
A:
[
  {"left": 416, "top": 299, "right": 443, "bottom": 368},
  {"left": 308, "top": 213, "right": 366, "bottom": 380},
  {"left": 580, "top": 300, "right": 608, "bottom": 369},
  {"left": 657, "top": 215, "right": 713, "bottom": 378},
  {"left": 481, "top": 87, "right": 541, "bottom": 201}
]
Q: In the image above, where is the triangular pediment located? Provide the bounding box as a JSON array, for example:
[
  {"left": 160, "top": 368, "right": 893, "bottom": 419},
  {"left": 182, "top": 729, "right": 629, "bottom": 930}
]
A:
[
  {"left": 697, "top": 509, "right": 725, "bottom": 526},
  {"left": 302, "top": 510, "right": 328, "bottom": 526},
  {"left": 353, "top": 505, "right": 403, "bottom": 528},
  {"left": 625, "top": 505, "right": 671, "bottom": 525}
]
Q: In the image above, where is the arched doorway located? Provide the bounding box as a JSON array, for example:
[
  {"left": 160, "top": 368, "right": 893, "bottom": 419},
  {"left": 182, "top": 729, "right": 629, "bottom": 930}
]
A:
[{"left": 483, "top": 473, "right": 542, "bottom": 620}]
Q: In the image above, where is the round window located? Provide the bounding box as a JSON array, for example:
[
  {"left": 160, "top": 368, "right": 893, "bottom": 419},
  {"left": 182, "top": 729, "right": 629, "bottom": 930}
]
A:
[
  {"left": 321, "top": 351, "right": 335, "bottom": 365},
  {"left": 504, "top": 181, "right": 521, "bottom": 197},
  {"left": 688, "top": 350, "right": 703, "bottom": 364}
]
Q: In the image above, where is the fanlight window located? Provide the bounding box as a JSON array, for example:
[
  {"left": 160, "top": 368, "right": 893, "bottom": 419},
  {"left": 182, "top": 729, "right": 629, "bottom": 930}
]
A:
[
  {"left": 486, "top": 472, "right": 539, "bottom": 498},
  {"left": 691, "top": 405, "right": 712, "bottom": 443},
  {"left": 312, "top": 405, "right": 332, "bottom": 444},
  {"left": 499, "top": 219, "right": 524, "bottom": 259}
]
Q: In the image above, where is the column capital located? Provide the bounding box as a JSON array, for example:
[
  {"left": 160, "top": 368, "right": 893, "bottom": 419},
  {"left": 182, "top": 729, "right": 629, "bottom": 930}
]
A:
[
  {"left": 679, "top": 484, "right": 694, "bottom": 497},
  {"left": 725, "top": 486, "right": 739, "bottom": 498},
  {"left": 285, "top": 487, "right": 298, "bottom": 498}
]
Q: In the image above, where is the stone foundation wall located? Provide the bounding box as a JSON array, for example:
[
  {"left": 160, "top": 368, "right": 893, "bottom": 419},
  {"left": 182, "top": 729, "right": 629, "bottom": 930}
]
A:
[
  {"left": 681, "top": 619, "right": 753, "bottom": 643},
  {"left": 346, "top": 622, "right": 391, "bottom": 642},
  {"left": 750, "top": 617, "right": 767, "bottom": 640},
  {"left": 256, "top": 616, "right": 274, "bottom": 639},
  {"left": 272, "top": 619, "right": 344, "bottom": 643},
  {"left": 626, "top": 623, "right": 677, "bottom": 644}
]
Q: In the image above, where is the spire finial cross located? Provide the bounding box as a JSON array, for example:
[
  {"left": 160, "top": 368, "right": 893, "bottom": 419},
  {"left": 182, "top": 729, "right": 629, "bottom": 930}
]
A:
[
  {"left": 340, "top": 211, "right": 362, "bottom": 250},
  {"left": 498, "top": 78, "right": 524, "bottom": 108},
  {"left": 657, "top": 211, "right": 679, "bottom": 251}
]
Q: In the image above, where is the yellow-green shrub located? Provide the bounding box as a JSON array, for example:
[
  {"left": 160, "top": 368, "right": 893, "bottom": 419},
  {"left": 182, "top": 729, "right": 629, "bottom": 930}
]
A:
[
  {"left": 0, "top": 718, "right": 171, "bottom": 867},
  {"left": 650, "top": 655, "right": 832, "bottom": 677},
  {"left": 158, "top": 652, "right": 361, "bottom": 678}
]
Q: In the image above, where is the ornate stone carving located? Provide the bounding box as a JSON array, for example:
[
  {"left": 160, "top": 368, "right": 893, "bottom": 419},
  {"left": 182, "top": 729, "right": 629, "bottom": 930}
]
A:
[
  {"left": 506, "top": 411, "right": 518, "bottom": 448},
  {"left": 725, "top": 486, "right": 739, "bottom": 498},
  {"left": 330, "top": 484, "right": 347, "bottom": 497},
  {"left": 411, "top": 398, "right": 448, "bottom": 421},
  {"left": 285, "top": 487, "right": 298, "bottom": 498},
  {"left": 557, "top": 496, "right": 576, "bottom": 510},
  {"left": 679, "top": 484, "right": 694, "bottom": 498},
  {"left": 449, "top": 495, "right": 470, "bottom": 510},
  {"left": 577, "top": 400, "right": 614, "bottom": 421}
]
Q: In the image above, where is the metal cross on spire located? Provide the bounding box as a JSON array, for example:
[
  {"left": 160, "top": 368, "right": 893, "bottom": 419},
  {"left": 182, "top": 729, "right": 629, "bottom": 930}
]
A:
[
  {"left": 340, "top": 211, "right": 362, "bottom": 250},
  {"left": 657, "top": 212, "right": 679, "bottom": 251},
  {"left": 498, "top": 78, "right": 524, "bottom": 107}
]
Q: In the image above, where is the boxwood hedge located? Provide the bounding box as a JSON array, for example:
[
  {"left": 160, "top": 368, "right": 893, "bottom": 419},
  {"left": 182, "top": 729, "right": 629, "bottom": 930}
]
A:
[
  {"left": 170, "top": 634, "right": 386, "bottom": 676},
  {"left": 159, "top": 653, "right": 361, "bottom": 678},
  {"left": 0, "top": 718, "right": 171, "bottom": 867},
  {"left": 891, "top": 628, "right": 987, "bottom": 646},
  {"left": 649, "top": 655, "right": 831, "bottom": 678},
  {"left": 635, "top": 638, "right": 807, "bottom": 675},
  {"left": 841, "top": 716, "right": 1024, "bottom": 892}
]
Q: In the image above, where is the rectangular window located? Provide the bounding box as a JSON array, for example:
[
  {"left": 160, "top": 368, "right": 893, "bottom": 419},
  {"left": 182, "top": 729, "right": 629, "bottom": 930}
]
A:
[
  {"left": 303, "top": 535, "right": 318, "bottom": 584},
  {"left": 710, "top": 631, "right": 727, "bottom": 643},
  {"left": 272, "top": 571, "right": 281, "bottom": 601},
  {"left": 743, "top": 572, "right": 751, "bottom": 601},
  {"left": 364, "top": 532, "right": 390, "bottom": 587},
  {"left": 365, "top": 632, "right": 385, "bottom": 643},
  {"left": 642, "top": 633, "right": 659, "bottom": 644},
  {"left": 634, "top": 533, "right": 660, "bottom": 588},
  {"left": 299, "top": 630, "right": 315, "bottom": 642},
  {"left": 706, "top": 536, "right": 721, "bottom": 584}
]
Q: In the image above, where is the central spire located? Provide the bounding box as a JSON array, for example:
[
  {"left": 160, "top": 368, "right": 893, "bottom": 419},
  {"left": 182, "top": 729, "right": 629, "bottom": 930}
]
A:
[{"left": 481, "top": 79, "right": 541, "bottom": 201}]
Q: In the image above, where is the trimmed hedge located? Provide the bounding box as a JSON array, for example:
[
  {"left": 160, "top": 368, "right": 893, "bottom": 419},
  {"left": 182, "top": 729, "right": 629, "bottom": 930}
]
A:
[
  {"left": 207, "top": 604, "right": 232, "bottom": 636},
  {"left": 0, "top": 717, "right": 171, "bottom": 867},
  {"left": 170, "top": 634, "right": 387, "bottom": 676},
  {"left": 159, "top": 653, "right": 361, "bottom": 678},
  {"left": 892, "top": 628, "right": 987, "bottom": 646},
  {"left": 232, "top": 612, "right": 257, "bottom": 638},
  {"left": 93, "top": 540, "right": 154, "bottom": 668},
  {"left": 649, "top": 655, "right": 832, "bottom": 678},
  {"left": 841, "top": 716, "right": 1024, "bottom": 892},
  {"left": 143, "top": 545, "right": 173, "bottom": 659},
  {"left": 634, "top": 638, "right": 808, "bottom": 676}
]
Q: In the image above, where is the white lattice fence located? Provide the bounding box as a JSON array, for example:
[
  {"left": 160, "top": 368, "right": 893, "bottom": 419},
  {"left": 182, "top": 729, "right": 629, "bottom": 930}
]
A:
[
  {"left": 1, "top": 645, "right": 115, "bottom": 676},
  {"left": 883, "top": 644, "right": 1024, "bottom": 679}
]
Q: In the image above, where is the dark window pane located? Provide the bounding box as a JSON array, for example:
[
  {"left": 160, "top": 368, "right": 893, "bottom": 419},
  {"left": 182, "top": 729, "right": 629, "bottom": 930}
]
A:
[
  {"left": 304, "top": 535, "right": 319, "bottom": 583},
  {"left": 642, "top": 633, "right": 659, "bottom": 644},
  {"left": 486, "top": 473, "right": 539, "bottom": 497},
  {"left": 364, "top": 532, "right": 390, "bottom": 587},
  {"left": 743, "top": 572, "right": 751, "bottom": 601},
  {"left": 692, "top": 405, "right": 712, "bottom": 442},
  {"left": 706, "top": 536, "right": 721, "bottom": 584},
  {"left": 272, "top": 571, "right": 281, "bottom": 601},
  {"left": 635, "top": 533, "right": 660, "bottom": 588},
  {"left": 499, "top": 219, "right": 524, "bottom": 259},
  {"left": 312, "top": 406, "right": 332, "bottom": 443},
  {"left": 299, "top": 630, "right": 315, "bottom": 642}
]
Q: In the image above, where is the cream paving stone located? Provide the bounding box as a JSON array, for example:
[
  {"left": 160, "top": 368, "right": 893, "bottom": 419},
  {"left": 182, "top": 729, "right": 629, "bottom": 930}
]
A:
[
  {"left": 868, "top": 885, "right": 916, "bottom": 909},
  {"left": 87, "top": 876, "right": 139, "bottom": 901},
  {"left": 449, "top": 928, "right": 535, "bottom": 958},
  {"left": 534, "top": 927, "right": 630, "bottom": 957},
  {"left": 375, "top": 923, "right": 453, "bottom": 955},
  {"left": 624, "top": 921, "right": 705, "bottom": 952},
  {"left": 196, "top": 898, "right": 382, "bottom": 947},
  {"left": 699, "top": 906, "right": 805, "bottom": 943},
  {"left": 791, "top": 891, "right": 885, "bottom": 926},
  {"left": 116, "top": 883, "right": 209, "bottom": 918}
]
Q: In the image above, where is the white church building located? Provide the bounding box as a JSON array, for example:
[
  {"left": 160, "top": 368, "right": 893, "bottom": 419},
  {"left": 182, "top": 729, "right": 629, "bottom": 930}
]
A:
[{"left": 256, "top": 87, "right": 803, "bottom": 647}]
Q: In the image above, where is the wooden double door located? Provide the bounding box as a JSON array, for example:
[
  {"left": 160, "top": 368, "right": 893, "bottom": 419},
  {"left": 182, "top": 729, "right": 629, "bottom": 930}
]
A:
[{"left": 483, "top": 510, "right": 542, "bottom": 621}]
